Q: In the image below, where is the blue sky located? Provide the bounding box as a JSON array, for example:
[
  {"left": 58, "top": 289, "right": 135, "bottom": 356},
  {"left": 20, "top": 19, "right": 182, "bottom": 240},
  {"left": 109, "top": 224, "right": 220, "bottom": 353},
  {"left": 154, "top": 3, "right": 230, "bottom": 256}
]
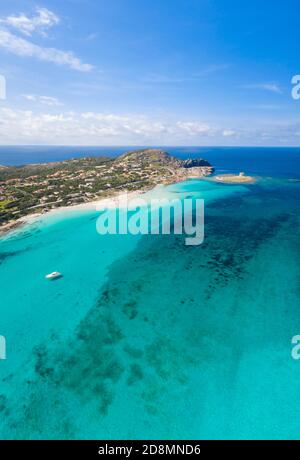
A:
[{"left": 0, "top": 0, "right": 299, "bottom": 145}]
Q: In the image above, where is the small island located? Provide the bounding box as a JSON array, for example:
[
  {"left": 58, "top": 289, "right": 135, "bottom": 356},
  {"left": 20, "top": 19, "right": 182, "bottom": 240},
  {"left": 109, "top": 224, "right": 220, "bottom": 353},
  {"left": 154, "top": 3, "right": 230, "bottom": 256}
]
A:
[{"left": 212, "top": 172, "right": 256, "bottom": 184}]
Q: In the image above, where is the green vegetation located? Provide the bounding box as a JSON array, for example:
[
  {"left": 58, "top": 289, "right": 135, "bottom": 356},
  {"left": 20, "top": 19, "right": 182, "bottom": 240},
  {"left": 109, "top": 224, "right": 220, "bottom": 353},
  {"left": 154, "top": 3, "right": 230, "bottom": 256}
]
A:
[
  {"left": 0, "top": 200, "right": 13, "bottom": 210},
  {"left": 0, "top": 149, "right": 213, "bottom": 229}
]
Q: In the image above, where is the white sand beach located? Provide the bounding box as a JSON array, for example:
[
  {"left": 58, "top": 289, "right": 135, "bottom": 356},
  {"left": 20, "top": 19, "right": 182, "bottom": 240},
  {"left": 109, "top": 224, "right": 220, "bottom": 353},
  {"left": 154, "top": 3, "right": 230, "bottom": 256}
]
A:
[{"left": 0, "top": 190, "right": 146, "bottom": 236}]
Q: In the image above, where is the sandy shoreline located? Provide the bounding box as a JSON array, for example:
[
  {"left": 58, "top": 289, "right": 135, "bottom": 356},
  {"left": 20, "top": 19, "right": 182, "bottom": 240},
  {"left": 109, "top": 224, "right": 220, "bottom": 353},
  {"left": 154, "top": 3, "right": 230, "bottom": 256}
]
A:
[
  {"left": 0, "top": 189, "right": 146, "bottom": 237},
  {"left": 0, "top": 170, "right": 232, "bottom": 237}
]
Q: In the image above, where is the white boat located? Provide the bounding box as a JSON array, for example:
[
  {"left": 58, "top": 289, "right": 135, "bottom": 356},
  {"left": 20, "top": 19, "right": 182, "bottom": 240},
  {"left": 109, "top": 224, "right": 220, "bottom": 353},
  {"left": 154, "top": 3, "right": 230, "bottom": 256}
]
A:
[{"left": 45, "top": 271, "right": 62, "bottom": 280}]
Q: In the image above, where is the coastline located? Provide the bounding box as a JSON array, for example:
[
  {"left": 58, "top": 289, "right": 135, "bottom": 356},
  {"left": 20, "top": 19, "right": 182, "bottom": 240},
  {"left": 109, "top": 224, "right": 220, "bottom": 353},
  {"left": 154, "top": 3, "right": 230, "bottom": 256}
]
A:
[
  {"left": 0, "top": 172, "right": 213, "bottom": 238},
  {"left": 0, "top": 170, "right": 255, "bottom": 238},
  {"left": 0, "top": 189, "right": 146, "bottom": 237},
  {"left": 0, "top": 148, "right": 215, "bottom": 238}
]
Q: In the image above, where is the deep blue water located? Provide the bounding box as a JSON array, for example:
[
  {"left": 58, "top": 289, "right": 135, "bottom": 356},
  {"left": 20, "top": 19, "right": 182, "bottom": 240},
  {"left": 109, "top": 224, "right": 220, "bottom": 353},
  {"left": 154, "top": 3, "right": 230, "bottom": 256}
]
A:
[{"left": 0, "top": 146, "right": 300, "bottom": 179}]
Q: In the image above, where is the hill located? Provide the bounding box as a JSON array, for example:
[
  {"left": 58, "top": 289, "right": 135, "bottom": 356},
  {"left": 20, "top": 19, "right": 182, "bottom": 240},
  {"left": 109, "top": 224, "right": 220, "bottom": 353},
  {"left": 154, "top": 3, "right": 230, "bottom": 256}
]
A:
[{"left": 0, "top": 148, "right": 213, "bottom": 229}]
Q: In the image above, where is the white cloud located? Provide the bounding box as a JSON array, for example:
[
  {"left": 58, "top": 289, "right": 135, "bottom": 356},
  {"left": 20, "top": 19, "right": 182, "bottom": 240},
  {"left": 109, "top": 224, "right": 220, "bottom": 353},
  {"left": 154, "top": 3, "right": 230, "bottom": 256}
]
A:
[
  {"left": 0, "top": 28, "right": 93, "bottom": 72},
  {"left": 22, "top": 94, "right": 63, "bottom": 106},
  {"left": 0, "top": 107, "right": 298, "bottom": 145},
  {"left": 81, "top": 112, "right": 170, "bottom": 136},
  {"left": 0, "top": 7, "right": 59, "bottom": 37},
  {"left": 0, "top": 7, "right": 93, "bottom": 71},
  {"left": 222, "top": 129, "right": 235, "bottom": 137},
  {"left": 39, "top": 96, "right": 63, "bottom": 106},
  {"left": 22, "top": 94, "right": 36, "bottom": 102},
  {"left": 0, "top": 108, "right": 172, "bottom": 143},
  {"left": 176, "top": 121, "right": 213, "bottom": 135},
  {"left": 242, "top": 83, "right": 282, "bottom": 94}
]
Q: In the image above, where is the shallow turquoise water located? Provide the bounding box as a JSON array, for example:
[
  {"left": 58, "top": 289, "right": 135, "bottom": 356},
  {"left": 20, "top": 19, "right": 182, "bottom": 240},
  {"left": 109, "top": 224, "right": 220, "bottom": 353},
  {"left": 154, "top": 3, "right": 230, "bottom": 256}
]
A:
[{"left": 0, "top": 176, "right": 300, "bottom": 439}]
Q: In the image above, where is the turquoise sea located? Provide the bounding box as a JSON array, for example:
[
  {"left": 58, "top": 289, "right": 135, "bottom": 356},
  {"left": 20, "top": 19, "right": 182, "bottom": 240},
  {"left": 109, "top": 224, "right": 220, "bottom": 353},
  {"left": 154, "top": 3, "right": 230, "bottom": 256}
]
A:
[{"left": 0, "top": 147, "right": 300, "bottom": 439}]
